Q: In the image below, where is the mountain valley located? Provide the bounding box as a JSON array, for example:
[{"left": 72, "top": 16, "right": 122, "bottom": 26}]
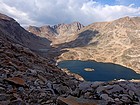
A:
[
  {"left": 0, "top": 13, "right": 140, "bottom": 104},
  {"left": 30, "top": 16, "right": 140, "bottom": 74},
  {"left": 57, "top": 17, "right": 140, "bottom": 74}
]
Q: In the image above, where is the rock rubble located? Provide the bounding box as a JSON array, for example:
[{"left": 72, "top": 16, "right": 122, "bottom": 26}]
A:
[
  {"left": 72, "top": 80, "right": 140, "bottom": 105},
  {"left": 0, "top": 36, "right": 80, "bottom": 105}
]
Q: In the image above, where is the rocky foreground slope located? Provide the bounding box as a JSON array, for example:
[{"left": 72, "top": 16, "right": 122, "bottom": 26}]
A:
[
  {"left": 1, "top": 33, "right": 140, "bottom": 105},
  {"left": 0, "top": 30, "right": 81, "bottom": 104},
  {"left": 57, "top": 16, "right": 140, "bottom": 74}
]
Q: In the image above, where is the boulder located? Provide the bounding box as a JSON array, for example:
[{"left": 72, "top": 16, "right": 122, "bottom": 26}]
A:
[
  {"left": 79, "top": 82, "right": 92, "bottom": 90},
  {"left": 5, "top": 77, "right": 26, "bottom": 86},
  {"left": 57, "top": 96, "right": 101, "bottom": 105},
  {"left": 100, "top": 94, "right": 114, "bottom": 103},
  {"left": 96, "top": 86, "right": 105, "bottom": 94}
]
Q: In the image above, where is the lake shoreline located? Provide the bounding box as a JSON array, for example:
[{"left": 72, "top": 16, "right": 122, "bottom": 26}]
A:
[
  {"left": 56, "top": 58, "right": 140, "bottom": 74},
  {"left": 58, "top": 60, "right": 140, "bottom": 82}
]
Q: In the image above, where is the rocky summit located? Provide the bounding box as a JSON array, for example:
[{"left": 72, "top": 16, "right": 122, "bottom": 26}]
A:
[
  {"left": 0, "top": 13, "right": 140, "bottom": 105},
  {"left": 28, "top": 22, "right": 84, "bottom": 45}
]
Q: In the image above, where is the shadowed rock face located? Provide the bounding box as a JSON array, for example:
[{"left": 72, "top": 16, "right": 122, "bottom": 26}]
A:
[
  {"left": 58, "top": 16, "right": 140, "bottom": 74},
  {"left": 0, "top": 13, "right": 51, "bottom": 51},
  {"left": 28, "top": 22, "right": 84, "bottom": 44}
]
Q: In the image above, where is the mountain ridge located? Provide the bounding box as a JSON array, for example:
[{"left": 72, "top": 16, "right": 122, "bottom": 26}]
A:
[
  {"left": 0, "top": 13, "right": 51, "bottom": 50},
  {"left": 28, "top": 22, "right": 84, "bottom": 44}
]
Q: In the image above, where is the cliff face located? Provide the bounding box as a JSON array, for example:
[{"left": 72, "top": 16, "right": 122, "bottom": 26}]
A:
[
  {"left": 28, "top": 25, "right": 57, "bottom": 41},
  {"left": 58, "top": 17, "right": 140, "bottom": 74},
  {"left": 53, "top": 22, "right": 84, "bottom": 36},
  {"left": 28, "top": 22, "right": 84, "bottom": 44}
]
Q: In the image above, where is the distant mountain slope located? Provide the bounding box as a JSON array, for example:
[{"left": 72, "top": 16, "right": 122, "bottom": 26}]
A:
[
  {"left": 28, "top": 25, "right": 57, "bottom": 41},
  {"left": 58, "top": 16, "right": 140, "bottom": 74},
  {"left": 0, "top": 13, "right": 51, "bottom": 51},
  {"left": 28, "top": 22, "right": 84, "bottom": 44}
]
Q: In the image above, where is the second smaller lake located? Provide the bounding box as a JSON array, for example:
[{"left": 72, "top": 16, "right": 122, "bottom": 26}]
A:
[{"left": 58, "top": 60, "right": 140, "bottom": 82}]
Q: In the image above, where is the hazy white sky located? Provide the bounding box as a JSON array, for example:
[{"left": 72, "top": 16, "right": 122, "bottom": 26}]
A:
[{"left": 0, "top": 0, "right": 140, "bottom": 26}]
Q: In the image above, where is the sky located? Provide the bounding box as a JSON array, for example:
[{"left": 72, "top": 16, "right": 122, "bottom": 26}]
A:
[{"left": 0, "top": 0, "right": 140, "bottom": 26}]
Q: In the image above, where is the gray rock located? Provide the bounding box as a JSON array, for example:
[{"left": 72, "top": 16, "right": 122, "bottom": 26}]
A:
[
  {"left": 120, "top": 96, "right": 131, "bottom": 103},
  {"left": 38, "top": 74, "right": 47, "bottom": 83},
  {"left": 9, "top": 99, "right": 26, "bottom": 105},
  {"left": 0, "top": 101, "right": 10, "bottom": 105},
  {"left": 28, "top": 69, "right": 37, "bottom": 75},
  {"left": 47, "top": 81, "right": 52, "bottom": 88},
  {"left": 0, "top": 94, "right": 7, "bottom": 101},
  {"left": 119, "top": 94, "right": 132, "bottom": 103},
  {"left": 45, "top": 88, "right": 56, "bottom": 96},
  {"left": 44, "top": 100, "right": 55, "bottom": 104},
  {"left": 40, "top": 92, "right": 46, "bottom": 97},
  {"left": 0, "top": 87, "right": 6, "bottom": 93},
  {"left": 96, "top": 86, "right": 105, "bottom": 94},
  {"left": 78, "top": 82, "right": 92, "bottom": 90},
  {"left": 126, "top": 83, "right": 137, "bottom": 91},
  {"left": 18, "top": 87, "right": 24, "bottom": 92},
  {"left": 114, "top": 98, "right": 123, "bottom": 105},
  {"left": 114, "top": 98, "right": 120, "bottom": 102},
  {"left": 37, "top": 86, "right": 41, "bottom": 89},
  {"left": 104, "top": 85, "right": 114, "bottom": 90},
  {"left": 128, "top": 90, "right": 135, "bottom": 97},
  {"left": 100, "top": 94, "right": 114, "bottom": 102},
  {"left": 84, "top": 92, "right": 93, "bottom": 99},
  {"left": 53, "top": 84, "right": 70, "bottom": 94},
  {"left": 106, "top": 84, "right": 124, "bottom": 94},
  {"left": 71, "top": 88, "right": 80, "bottom": 96},
  {"left": 7, "top": 85, "right": 13, "bottom": 91},
  {"left": 91, "top": 81, "right": 104, "bottom": 88},
  {"left": 34, "top": 79, "right": 40, "bottom": 86}
]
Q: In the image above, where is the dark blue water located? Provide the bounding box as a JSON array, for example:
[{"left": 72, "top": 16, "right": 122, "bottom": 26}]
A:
[{"left": 58, "top": 60, "right": 140, "bottom": 81}]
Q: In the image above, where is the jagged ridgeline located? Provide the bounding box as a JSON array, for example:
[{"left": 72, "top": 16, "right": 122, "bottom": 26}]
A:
[
  {"left": 0, "top": 13, "right": 140, "bottom": 104},
  {"left": 28, "top": 22, "right": 84, "bottom": 44}
]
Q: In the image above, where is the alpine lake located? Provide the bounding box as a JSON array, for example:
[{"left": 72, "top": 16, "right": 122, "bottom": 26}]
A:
[{"left": 58, "top": 60, "right": 140, "bottom": 82}]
